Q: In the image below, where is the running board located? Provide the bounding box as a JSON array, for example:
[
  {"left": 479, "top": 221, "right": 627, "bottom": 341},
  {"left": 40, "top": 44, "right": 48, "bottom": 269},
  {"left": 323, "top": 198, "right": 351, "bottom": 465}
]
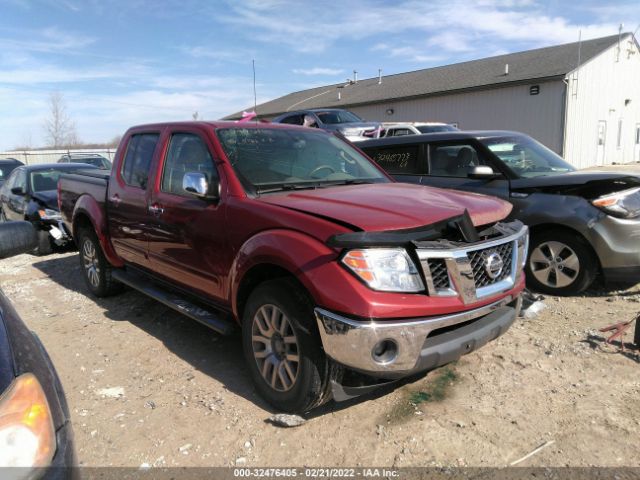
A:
[{"left": 111, "top": 269, "right": 235, "bottom": 335}]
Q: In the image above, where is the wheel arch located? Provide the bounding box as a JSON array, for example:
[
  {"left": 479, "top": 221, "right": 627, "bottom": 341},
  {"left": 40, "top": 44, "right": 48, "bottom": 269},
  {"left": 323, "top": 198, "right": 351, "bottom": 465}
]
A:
[{"left": 235, "top": 263, "right": 309, "bottom": 326}]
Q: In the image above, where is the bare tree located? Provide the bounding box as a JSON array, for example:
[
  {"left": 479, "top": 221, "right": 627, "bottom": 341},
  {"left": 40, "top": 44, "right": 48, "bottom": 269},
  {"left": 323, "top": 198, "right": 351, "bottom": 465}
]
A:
[{"left": 44, "top": 91, "right": 78, "bottom": 148}]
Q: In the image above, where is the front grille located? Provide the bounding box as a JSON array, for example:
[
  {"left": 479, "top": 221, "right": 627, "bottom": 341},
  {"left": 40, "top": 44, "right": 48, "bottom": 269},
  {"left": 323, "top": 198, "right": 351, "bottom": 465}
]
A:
[
  {"left": 468, "top": 242, "right": 513, "bottom": 288},
  {"left": 428, "top": 259, "right": 450, "bottom": 289},
  {"left": 416, "top": 221, "right": 526, "bottom": 304}
]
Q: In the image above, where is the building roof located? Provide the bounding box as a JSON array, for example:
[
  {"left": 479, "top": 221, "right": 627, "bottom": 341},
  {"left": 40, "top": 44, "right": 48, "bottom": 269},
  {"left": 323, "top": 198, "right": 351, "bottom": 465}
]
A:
[{"left": 227, "top": 33, "right": 629, "bottom": 119}]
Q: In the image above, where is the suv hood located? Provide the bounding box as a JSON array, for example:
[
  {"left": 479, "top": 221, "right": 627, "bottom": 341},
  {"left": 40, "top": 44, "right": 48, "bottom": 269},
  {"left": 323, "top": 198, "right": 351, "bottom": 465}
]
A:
[
  {"left": 31, "top": 191, "right": 59, "bottom": 210},
  {"left": 259, "top": 183, "right": 512, "bottom": 232},
  {"left": 512, "top": 171, "right": 640, "bottom": 199},
  {"left": 324, "top": 122, "right": 381, "bottom": 132}
]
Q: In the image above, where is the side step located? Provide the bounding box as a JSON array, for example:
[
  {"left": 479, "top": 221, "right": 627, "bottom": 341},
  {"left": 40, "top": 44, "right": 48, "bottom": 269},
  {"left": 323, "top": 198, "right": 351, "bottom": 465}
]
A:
[{"left": 111, "top": 269, "right": 236, "bottom": 335}]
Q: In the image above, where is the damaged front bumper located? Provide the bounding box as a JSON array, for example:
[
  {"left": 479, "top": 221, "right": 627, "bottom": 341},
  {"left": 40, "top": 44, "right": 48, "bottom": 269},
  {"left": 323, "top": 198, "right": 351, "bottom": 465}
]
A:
[{"left": 316, "top": 295, "right": 521, "bottom": 380}]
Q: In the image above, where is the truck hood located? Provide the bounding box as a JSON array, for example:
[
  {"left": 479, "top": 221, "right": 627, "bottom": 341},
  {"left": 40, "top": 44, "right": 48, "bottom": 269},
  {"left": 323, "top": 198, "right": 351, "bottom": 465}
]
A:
[
  {"left": 258, "top": 183, "right": 512, "bottom": 232},
  {"left": 511, "top": 171, "right": 640, "bottom": 199}
]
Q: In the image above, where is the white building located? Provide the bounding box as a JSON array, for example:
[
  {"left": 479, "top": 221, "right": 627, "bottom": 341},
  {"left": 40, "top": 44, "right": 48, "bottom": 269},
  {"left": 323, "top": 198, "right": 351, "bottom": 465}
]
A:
[{"left": 228, "top": 33, "right": 640, "bottom": 169}]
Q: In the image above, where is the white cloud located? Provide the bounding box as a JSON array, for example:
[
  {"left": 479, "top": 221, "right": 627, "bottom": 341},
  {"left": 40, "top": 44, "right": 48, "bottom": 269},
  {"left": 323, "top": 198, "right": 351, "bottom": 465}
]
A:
[
  {"left": 292, "top": 67, "right": 344, "bottom": 76},
  {"left": 216, "top": 0, "right": 625, "bottom": 56}
]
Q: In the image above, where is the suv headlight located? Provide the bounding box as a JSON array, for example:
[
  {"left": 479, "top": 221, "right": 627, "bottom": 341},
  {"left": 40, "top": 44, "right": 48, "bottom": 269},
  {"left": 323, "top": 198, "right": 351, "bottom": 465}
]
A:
[
  {"left": 0, "top": 373, "right": 56, "bottom": 471},
  {"left": 37, "top": 208, "right": 61, "bottom": 221},
  {"left": 592, "top": 187, "right": 640, "bottom": 219},
  {"left": 341, "top": 248, "right": 425, "bottom": 292}
]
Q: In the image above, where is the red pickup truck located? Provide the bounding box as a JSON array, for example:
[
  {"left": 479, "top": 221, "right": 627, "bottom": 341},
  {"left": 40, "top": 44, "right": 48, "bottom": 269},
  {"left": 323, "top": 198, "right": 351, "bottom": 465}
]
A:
[{"left": 58, "top": 121, "right": 528, "bottom": 413}]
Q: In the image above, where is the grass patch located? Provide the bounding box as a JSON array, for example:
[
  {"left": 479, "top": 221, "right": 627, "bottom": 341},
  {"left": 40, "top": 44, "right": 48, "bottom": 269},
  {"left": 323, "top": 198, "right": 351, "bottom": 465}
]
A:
[{"left": 382, "top": 365, "right": 459, "bottom": 424}]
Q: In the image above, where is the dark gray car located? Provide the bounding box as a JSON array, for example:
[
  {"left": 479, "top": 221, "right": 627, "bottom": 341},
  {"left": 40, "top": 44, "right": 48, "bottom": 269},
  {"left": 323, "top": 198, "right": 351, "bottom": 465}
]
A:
[
  {"left": 359, "top": 131, "right": 640, "bottom": 295},
  {"left": 272, "top": 108, "right": 382, "bottom": 140}
]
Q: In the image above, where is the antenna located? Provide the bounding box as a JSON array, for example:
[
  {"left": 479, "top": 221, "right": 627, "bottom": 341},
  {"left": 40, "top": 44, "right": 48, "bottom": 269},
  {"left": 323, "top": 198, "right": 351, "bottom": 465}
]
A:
[{"left": 252, "top": 59, "right": 257, "bottom": 120}]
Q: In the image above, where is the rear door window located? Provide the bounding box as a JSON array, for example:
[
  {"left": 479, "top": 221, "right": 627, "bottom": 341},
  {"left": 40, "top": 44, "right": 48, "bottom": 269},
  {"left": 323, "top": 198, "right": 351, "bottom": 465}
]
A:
[
  {"left": 367, "top": 144, "right": 423, "bottom": 175},
  {"left": 120, "top": 133, "right": 160, "bottom": 189},
  {"left": 161, "top": 133, "right": 218, "bottom": 196},
  {"left": 279, "top": 114, "right": 303, "bottom": 125},
  {"left": 428, "top": 143, "right": 485, "bottom": 177}
]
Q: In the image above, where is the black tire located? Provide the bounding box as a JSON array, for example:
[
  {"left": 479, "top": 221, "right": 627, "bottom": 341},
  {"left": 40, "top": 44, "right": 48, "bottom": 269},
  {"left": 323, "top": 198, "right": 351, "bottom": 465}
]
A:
[
  {"left": 0, "top": 221, "right": 37, "bottom": 259},
  {"left": 33, "top": 229, "right": 53, "bottom": 256},
  {"left": 526, "top": 229, "right": 597, "bottom": 296},
  {"left": 242, "top": 278, "right": 339, "bottom": 413},
  {"left": 76, "top": 227, "right": 122, "bottom": 297}
]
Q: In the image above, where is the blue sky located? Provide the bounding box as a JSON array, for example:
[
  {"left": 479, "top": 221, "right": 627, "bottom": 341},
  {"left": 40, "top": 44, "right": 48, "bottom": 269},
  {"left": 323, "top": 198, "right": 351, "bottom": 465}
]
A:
[{"left": 0, "top": 0, "right": 638, "bottom": 150}]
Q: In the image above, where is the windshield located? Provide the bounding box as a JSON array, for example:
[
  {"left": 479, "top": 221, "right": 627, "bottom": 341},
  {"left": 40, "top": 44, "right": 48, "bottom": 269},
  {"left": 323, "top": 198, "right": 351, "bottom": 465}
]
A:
[
  {"left": 416, "top": 125, "right": 458, "bottom": 133},
  {"left": 315, "top": 110, "right": 363, "bottom": 125},
  {"left": 480, "top": 135, "right": 575, "bottom": 178},
  {"left": 216, "top": 127, "right": 388, "bottom": 194},
  {"left": 29, "top": 169, "right": 71, "bottom": 192},
  {"left": 69, "top": 156, "right": 111, "bottom": 169},
  {"left": 0, "top": 164, "right": 19, "bottom": 180}
]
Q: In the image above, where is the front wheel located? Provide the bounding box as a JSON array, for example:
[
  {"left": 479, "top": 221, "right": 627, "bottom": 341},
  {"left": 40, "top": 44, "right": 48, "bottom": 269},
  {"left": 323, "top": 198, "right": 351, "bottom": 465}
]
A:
[
  {"left": 242, "top": 278, "right": 339, "bottom": 413},
  {"left": 526, "top": 229, "right": 597, "bottom": 295},
  {"left": 77, "top": 228, "right": 122, "bottom": 297},
  {"left": 33, "top": 230, "right": 52, "bottom": 256}
]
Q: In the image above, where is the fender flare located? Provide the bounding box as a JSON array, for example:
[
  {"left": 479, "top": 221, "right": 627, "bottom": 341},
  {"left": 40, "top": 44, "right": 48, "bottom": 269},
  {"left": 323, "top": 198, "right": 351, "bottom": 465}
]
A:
[
  {"left": 72, "top": 195, "right": 124, "bottom": 267},
  {"left": 229, "top": 229, "right": 336, "bottom": 320}
]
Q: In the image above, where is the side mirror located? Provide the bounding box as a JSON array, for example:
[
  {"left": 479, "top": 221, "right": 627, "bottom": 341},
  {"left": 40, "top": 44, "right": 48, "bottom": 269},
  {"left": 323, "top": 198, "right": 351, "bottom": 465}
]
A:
[
  {"left": 183, "top": 172, "right": 219, "bottom": 200},
  {"left": 0, "top": 221, "right": 37, "bottom": 259},
  {"left": 11, "top": 187, "right": 25, "bottom": 195},
  {"left": 468, "top": 165, "right": 501, "bottom": 180}
]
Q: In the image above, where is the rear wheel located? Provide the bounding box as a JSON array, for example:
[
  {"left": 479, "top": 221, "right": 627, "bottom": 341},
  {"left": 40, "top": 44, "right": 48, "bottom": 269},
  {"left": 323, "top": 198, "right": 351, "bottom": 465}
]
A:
[
  {"left": 242, "top": 278, "right": 339, "bottom": 413},
  {"left": 526, "top": 229, "right": 597, "bottom": 295},
  {"left": 77, "top": 227, "right": 122, "bottom": 297}
]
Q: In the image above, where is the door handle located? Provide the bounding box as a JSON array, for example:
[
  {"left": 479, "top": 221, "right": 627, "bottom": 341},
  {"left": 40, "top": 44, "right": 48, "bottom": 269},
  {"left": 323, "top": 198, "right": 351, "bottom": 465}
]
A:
[
  {"left": 148, "top": 204, "right": 164, "bottom": 215},
  {"left": 109, "top": 194, "right": 121, "bottom": 206}
]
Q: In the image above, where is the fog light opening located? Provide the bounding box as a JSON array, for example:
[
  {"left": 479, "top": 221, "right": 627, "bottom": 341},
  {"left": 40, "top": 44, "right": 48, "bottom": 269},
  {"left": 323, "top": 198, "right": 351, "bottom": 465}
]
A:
[{"left": 371, "top": 339, "right": 398, "bottom": 365}]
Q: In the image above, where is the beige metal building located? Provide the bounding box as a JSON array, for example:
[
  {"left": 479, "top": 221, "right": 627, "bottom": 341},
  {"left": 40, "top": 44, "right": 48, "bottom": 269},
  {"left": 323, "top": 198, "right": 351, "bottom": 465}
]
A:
[{"left": 228, "top": 33, "right": 640, "bottom": 169}]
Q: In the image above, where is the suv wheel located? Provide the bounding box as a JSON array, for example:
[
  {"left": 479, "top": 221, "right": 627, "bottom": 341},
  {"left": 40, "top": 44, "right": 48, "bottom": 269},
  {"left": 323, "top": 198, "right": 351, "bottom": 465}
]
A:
[
  {"left": 242, "top": 278, "right": 339, "bottom": 413},
  {"left": 526, "top": 229, "right": 597, "bottom": 295}
]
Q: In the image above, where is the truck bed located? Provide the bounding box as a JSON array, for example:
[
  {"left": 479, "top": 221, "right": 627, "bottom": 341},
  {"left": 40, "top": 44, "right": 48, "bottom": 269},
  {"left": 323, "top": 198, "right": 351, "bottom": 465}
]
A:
[{"left": 58, "top": 171, "right": 110, "bottom": 231}]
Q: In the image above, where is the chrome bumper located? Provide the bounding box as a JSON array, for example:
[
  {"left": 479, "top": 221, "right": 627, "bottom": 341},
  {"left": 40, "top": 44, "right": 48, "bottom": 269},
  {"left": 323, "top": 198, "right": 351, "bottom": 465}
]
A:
[{"left": 315, "top": 296, "right": 521, "bottom": 377}]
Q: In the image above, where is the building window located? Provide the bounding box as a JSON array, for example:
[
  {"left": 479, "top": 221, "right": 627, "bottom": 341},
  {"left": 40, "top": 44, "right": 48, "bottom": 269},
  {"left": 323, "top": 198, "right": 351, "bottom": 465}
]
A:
[
  {"left": 597, "top": 121, "right": 606, "bottom": 146},
  {"left": 635, "top": 124, "right": 640, "bottom": 145},
  {"left": 617, "top": 119, "right": 623, "bottom": 149}
]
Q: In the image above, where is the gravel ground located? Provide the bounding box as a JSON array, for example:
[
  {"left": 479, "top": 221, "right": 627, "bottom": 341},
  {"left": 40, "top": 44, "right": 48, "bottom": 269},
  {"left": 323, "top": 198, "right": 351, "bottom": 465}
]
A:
[{"left": 1, "top": 251, "right": 639, "bottom": 468}]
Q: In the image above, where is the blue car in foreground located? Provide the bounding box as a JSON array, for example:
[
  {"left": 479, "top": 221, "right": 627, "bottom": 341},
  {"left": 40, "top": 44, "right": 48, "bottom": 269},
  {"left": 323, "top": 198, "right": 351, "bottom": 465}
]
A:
[{"left": 0, "top": 221, "right": 76, "bottom": 478}]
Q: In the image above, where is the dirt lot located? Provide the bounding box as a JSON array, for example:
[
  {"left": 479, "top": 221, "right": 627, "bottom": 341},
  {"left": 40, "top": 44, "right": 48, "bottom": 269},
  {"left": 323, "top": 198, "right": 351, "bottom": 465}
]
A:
[{"left": 1, "top": 251, "right": 639, "bottom": 468}]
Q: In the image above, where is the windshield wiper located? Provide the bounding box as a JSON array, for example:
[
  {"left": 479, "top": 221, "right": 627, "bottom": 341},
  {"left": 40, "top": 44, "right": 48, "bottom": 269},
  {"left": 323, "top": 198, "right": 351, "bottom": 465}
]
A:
[
  {"left": 319, "top": 179, "right": 375, "bottom": 187},
  {"left": 255, "top": 183, "right": 323, "bottom": 194}
]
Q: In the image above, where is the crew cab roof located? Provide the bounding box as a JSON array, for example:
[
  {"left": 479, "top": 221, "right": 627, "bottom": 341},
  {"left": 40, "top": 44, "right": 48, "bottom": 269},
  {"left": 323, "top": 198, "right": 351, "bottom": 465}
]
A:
[{"left": 123, "top": 120, "right": 335, "bottom": 132}]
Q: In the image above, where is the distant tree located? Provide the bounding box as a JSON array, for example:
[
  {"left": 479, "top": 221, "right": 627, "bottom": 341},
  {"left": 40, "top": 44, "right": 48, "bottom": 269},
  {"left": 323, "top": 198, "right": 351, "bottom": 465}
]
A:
[
  {"left": 44, "top": 92, "right": 79, "bottom": 148},
  {"left": 192, "top": 111, "right": 200, "bottom": 120},
  {"left": 108, "top": 134, "right": 122, "bottom": 148}
]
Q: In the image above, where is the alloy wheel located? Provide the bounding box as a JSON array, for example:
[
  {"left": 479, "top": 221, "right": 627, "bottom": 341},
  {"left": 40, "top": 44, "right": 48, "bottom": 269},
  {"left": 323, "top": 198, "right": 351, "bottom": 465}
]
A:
[
  {"left": 529, "top": 240, "right": 580, "bottom": 289},
  {"left": 251, "top": 304, "right": 300, "bottom": 392},
  {"left": 82, "top": 239, "right": 101, "bottom": 288}
]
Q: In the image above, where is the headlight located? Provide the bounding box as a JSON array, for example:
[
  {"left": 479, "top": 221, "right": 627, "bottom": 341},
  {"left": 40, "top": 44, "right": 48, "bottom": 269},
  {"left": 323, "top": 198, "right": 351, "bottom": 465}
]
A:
[
  {"left": 37, "top": 208, "right": 61, "bottom": 221},
  {"left": 341, "top": 248, "right": 425, "bottom": 292},
  {"left": 592, "top": 187, "right": 640, "bottom": 219},
  {"left": 339, "top": 128, "right": 362, "bottom": 137},
  {"left": 0, "top": 373, "right": 56, "bottom": 471}
]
